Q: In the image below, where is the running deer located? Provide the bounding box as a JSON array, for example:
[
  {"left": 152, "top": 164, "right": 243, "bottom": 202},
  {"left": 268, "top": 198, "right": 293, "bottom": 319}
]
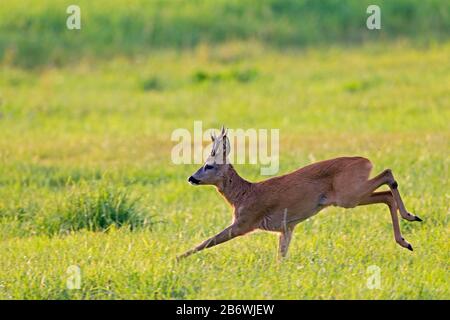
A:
[{"left": 178, "top": 127, "right": 422, "bottom": 260}]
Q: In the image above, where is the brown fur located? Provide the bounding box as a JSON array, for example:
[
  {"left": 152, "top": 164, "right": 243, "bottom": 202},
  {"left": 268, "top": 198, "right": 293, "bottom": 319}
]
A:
[{"left": 179, "top": 131, "right": 421, "bottom": 260}]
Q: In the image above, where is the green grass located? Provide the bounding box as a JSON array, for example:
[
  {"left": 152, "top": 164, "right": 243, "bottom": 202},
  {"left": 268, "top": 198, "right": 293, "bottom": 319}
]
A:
[
  {"left": 1, "top": 0, "right": 449, "bottom": 67},
  {"left": 0, "top": 41, "right": 449, "bottom": 299}
]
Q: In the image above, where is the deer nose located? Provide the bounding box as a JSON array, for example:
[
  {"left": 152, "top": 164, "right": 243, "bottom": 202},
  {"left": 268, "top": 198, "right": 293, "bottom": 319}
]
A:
[{"left": 188, "top": 176, "right": 200, "bottom": 185}]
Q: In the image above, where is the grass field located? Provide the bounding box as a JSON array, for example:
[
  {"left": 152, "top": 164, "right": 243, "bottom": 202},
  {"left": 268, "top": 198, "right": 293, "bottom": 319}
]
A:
[
  {"left": 1, "top": 0, "right": 449, "bottom": 300},
  {"left": 0, "top": 40, "right": 448, "bottom": 299}
]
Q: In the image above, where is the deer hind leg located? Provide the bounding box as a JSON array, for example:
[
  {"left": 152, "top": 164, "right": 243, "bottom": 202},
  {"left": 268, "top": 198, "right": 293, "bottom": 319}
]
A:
[
  {"left": 358, "top": 191, "right": 413, "bottom": 251},
  {"left": 336, "top": 168, "right": 421, "bottom": 222},
  {"left": 382, "top": 170, "right": 422, "bottom": 222},
  {"left": 359, "top": 169, "right": 422, "bottom": 222}
]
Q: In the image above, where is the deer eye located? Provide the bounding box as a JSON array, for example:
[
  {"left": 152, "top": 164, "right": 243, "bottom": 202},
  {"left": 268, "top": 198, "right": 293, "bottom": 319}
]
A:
[{"left": 204, "top": 164, "right": 214, "bottom": 170}]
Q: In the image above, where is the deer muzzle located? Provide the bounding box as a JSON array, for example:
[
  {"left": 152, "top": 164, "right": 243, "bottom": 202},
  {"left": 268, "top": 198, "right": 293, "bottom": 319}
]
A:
[{"left": 188, "top": 176, "right": 201, "bottom": 185}]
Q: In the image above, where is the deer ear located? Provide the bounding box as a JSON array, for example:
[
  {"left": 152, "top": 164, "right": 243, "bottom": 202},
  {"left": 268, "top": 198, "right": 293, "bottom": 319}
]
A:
[
  {"left": 224, "top": 135, "right": 230, "bottom": 155},
  {"left": 213, "top": 134, "right": 231, "bottom": 163},
  {"left": 221, "top": 125, "right": 228, "bottom": 138}
]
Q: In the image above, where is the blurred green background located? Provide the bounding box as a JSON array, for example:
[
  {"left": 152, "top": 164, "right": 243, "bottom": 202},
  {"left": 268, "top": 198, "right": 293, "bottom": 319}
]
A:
[{"left": 1, "top": 0, "right": 449, "bottom": 68}]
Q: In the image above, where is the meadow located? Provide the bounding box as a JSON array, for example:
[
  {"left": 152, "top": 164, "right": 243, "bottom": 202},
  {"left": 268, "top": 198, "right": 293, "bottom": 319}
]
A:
[{"left": 0, "top": 1, "right": 449, "bottom": 300}]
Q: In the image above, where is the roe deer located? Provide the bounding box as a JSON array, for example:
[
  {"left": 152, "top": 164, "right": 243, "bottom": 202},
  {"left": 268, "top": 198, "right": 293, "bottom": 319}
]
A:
[{"left": 178, "top": 127, "right": 422, "bottom": 260}]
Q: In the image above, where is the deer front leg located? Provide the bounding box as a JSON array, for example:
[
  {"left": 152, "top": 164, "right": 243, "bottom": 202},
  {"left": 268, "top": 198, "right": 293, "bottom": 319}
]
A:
[
  {"left": 278, "top": 228, "right": 293, "bottom": 259},
  {"left": 277, "top": 208, "right": 294, "bottom": 259},
  {"left": 177, "top": 223, "right": 250, "bottom": 260}
]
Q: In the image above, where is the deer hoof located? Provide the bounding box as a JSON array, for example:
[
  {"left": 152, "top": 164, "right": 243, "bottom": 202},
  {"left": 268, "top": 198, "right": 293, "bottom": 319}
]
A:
[{"left": 397, "top": 238, "right": 413, "bottom": 251}]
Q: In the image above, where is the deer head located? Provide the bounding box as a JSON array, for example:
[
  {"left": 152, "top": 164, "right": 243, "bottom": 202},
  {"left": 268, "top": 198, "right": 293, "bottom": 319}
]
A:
[{"left": 188, "top": 126, "right": 231, "bottom": 186}]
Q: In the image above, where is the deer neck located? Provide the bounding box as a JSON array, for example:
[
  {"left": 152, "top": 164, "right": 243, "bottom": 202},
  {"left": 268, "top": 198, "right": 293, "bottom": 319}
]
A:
[{"left": 216, "top": 165, "right": 252, "bottom": 207}]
